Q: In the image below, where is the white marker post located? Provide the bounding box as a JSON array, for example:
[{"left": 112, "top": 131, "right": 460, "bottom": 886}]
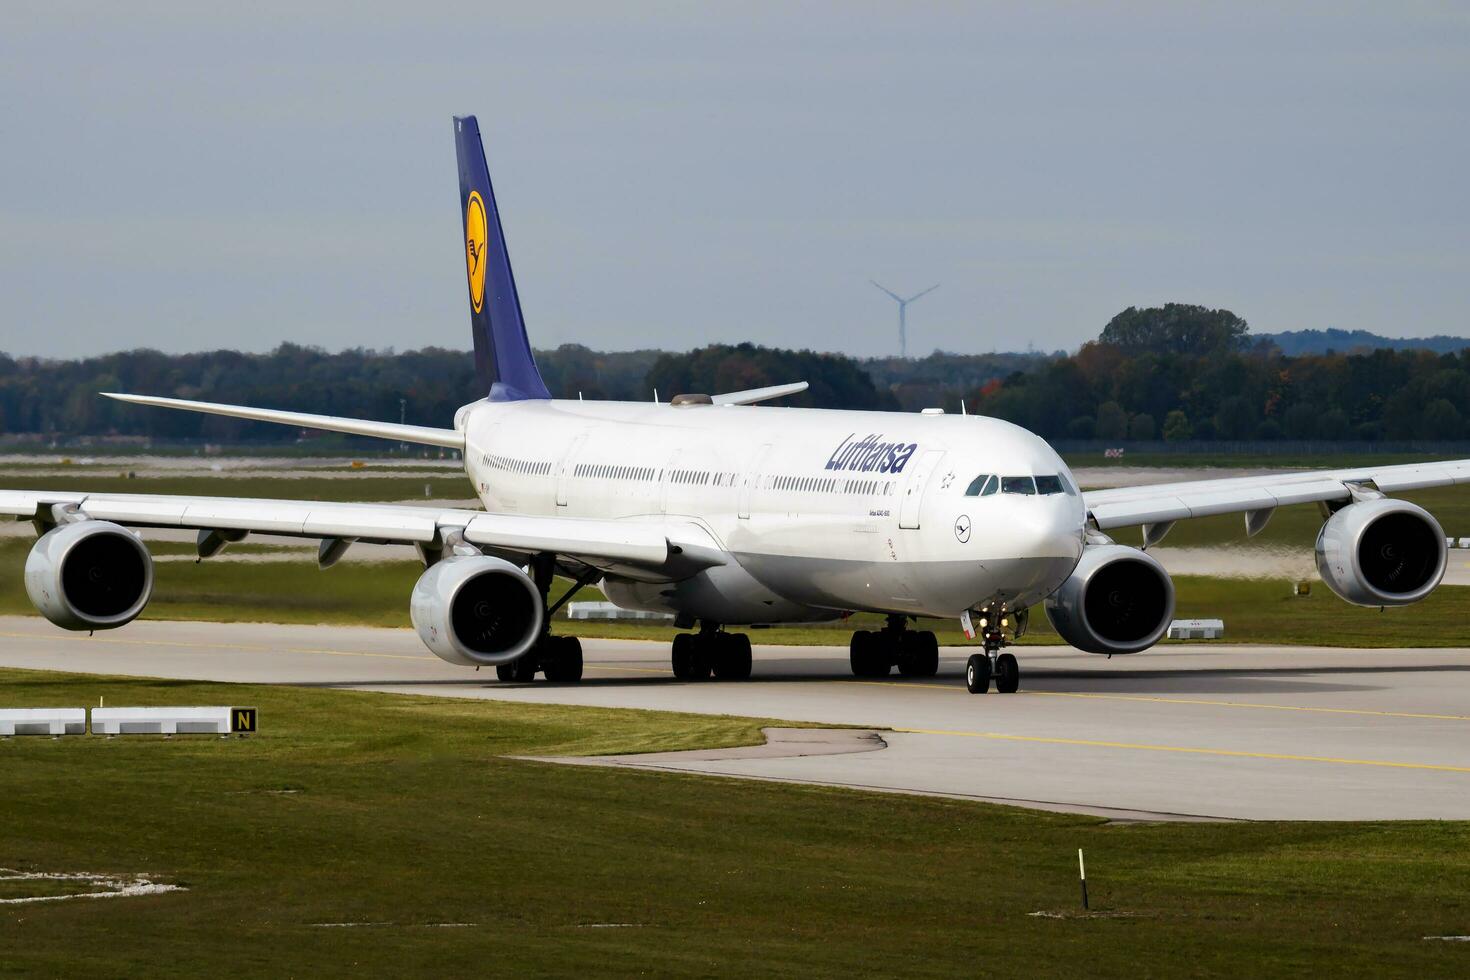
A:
[{"left": 1078, "top": 848, "right": 1089, "bottom": 910}]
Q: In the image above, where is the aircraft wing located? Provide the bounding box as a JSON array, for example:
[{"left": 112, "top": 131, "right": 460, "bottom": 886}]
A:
[
  {"left": 1082, "top": 458, "right": 1470, "bottom": 539},
  {"left": 100, "top": 393, "right": 465, "bottom": 450},
  {"left": 0, "top": 489, "right": 720, "bottom": 575}
]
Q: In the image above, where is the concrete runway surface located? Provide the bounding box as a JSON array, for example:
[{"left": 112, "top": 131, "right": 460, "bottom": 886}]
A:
[{"left": 3, "top": 615, "right": 1470, "bottom": 821}]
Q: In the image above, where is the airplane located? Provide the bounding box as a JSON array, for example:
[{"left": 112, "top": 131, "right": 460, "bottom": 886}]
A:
[{"left": 3, "top": 115, "right": 1462, "bottom": 695}]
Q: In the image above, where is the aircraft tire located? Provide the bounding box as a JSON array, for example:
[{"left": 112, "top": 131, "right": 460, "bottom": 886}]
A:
[
  {"left": 544, "top": 636, "right": 583, "bottom": 682},
  {"left": 897, "top": 631, "right": 939, "bottom": 677},
  {"left": 994, "top": 652, "right": 1019, "bottom": 694},
  {"left": 671, "top": 633, "right": 697, "bottom": 679},
  {"left": 496, "top": 663, "right": 516, "bottom": 682},
  {"left": 849, "top": 630, "right": 887, "bottom": 677},
  {"left": 966, "top": 653, "right": 990, "bottom": 694},
  {"left": 511, "top": 652, "right": 539, "bottom": 682},
  {"left": 713, "top": 633, "right": 753, "bottom": 680}
]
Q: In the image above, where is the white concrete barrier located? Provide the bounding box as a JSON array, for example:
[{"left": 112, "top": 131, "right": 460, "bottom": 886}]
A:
[
  {"left": 90, "top": 706, "right": 257, "bottom": 735},
  {"left": 0, "top": 708, "right": 86, "bottom": 736},
  {"left": 566, "top": 601, "right": 673, "bottom": 621},
  {"left": 1168, "top": 618, "right": 1224, "bottom": 640},
  {"left": 1458, "top": 537, "right": 1470, "bottom": 549}
]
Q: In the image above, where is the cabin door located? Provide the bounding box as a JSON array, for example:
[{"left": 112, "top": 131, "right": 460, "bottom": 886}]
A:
[{"left": 898, "top": 450, "right": 945, "bottom": 529}]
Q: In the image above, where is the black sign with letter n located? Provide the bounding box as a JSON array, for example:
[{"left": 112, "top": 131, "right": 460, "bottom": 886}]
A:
[{"left": 230, "top": 707, "right": 258, "bottom": 734}]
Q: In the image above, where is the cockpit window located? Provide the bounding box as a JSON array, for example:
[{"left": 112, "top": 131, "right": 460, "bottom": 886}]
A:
[
  {"left": 981, "top": 475, "right": 998, "bottom": 496},
  {"left": 1034, "top": 475, "right": 1065, "bottom": 495},
  {"left": 964, "top": 474, "right": 991, "bottom": 496},
  {"left": 1001, "top": 476, "right": 1036, "bottom": 495}
]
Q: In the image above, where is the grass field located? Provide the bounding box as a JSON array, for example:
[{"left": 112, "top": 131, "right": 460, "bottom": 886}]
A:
[{"left": 2, "top": 667, "right": 1469, "bottom": 976}]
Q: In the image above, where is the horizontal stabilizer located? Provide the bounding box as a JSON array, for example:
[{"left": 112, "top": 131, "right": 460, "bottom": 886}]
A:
[
  {"left": 710, "top": 382, "right": 808, "bottom": 406},
  {"left": 102, "top": 393, "right": 464, "bottom": 450}
]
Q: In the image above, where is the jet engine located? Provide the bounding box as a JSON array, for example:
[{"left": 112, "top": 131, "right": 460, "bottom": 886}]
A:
[
  {"left": 1044, "top": 544, "right": 1174, "bottom": 655},
  {"left": 410, "top": 555, "right": 544, "bottom": 666},
  {"left": 25, "top": 521, "right": 154, "bottom": 631},
  {"left": 1315, "top": 498, "right": 1446, "bottom": 606}
]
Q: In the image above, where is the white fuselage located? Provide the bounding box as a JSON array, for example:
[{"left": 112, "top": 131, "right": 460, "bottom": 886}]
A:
[{"left": 459, "top": 399, "right": 1087, "bottom": 624}]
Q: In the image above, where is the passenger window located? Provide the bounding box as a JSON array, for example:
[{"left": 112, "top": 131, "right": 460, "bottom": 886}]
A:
[
  {"left": 1001, "top": 476, "right": 1036, "bottom": 495},
  {"left": 964, "top": 474, "right": 991, "bottom": 496},
  {"left": 1035, "top": 475, "right": 1065, "bottom": 495}
]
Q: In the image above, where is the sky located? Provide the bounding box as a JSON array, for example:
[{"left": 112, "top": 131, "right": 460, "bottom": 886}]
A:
[{"left": 2, "top": 1, "right": 1467, "bottom": 360}]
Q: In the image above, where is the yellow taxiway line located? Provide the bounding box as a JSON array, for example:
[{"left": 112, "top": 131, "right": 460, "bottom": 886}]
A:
[
  {"left": 852, "top": 677, "right": 1470, "bottom": 723},
  {"left": 892, "top": 727, "right": 1470, "bottom": 773}
]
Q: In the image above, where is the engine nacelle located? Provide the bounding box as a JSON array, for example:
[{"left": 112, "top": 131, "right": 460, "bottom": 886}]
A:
[
  {"left": 1044, "top": 544, "right": 1174, "bottom": 655},
  {"left": 25, "top": 521, "right": 154, "bottom": 631},
  {"left": 1315, "top": 498, "right": 1446, "bottom": 606},
  {"left": 410, "top": 556, "right": 544, "bottom": 666}
]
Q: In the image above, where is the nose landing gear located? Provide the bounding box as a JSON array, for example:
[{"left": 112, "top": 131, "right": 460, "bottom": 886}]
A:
[{"left": 964, "top": 606, "right": 1024, "bottom": 694}]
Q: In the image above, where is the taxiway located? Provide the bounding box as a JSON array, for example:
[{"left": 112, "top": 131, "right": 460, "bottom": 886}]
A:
[{"left": 2, "top": 616, "right": 1468, "bottom": 821}]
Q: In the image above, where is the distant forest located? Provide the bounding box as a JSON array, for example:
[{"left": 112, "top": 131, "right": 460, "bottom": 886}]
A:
[{"left": 2, "top": 305, "right": 1469, "bottom": 443}]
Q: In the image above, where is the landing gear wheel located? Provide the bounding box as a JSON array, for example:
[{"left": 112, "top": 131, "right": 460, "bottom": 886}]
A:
[
  {"left": 897, "top": 631, "right": 939, "bottom": 677},
  {"left": 965, "top": 653, "right": 990, "bottom": 694},
  {"left": 510, "top": 652, "right": 538, "bottom": 682},
  {"left": 994, "top": 652, "right": 1019, "bottom": 694},
  {"left": 671, "top": 633, "right": 696, "bottom": 679},
  {"left": 712, "top": 633, "right": 753, "bottom": 680},
  {"left": 495, "top": 663, "right": 516, "bottom": 682},
  {"left": 849, "top": 630, "right": 890, "bottom": 678},
  {"left": 672, "top": 633, "right": 712, "bottom": 680},
  {"left": 543, "top": 636, "right": 584, "bottom": 682}
]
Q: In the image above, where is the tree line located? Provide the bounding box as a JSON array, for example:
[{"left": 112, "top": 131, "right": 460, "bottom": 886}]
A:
[
  {"left": 4, "top": 304, "right": 1468, "bottom": 444},
  {"left": 970, "top": 305, "right": 1470, "bottom": 442},
  {"left": 0, "top": 343, "right": 906, "bottom": 442}
]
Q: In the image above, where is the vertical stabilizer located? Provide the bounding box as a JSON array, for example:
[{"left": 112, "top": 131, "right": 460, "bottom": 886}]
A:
[{"left": 454, "top": 116, "right": 551, "bottom": 401}]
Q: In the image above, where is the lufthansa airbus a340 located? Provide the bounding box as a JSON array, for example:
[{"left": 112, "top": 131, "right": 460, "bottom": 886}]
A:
[{"left": 5, "top": 116, "right": 1462, "bottom": 694}]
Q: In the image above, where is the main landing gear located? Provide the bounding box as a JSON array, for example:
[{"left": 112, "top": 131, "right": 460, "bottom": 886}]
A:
[
  {"left": 496, "top": 634, "right": 584, "bottom": 683},
  {"left": 496, "top": 553, "right": 593, "bottom": 684},
  {"left": 849, "top": 615, "right": 939, "bottom": 678},
  {"left": 671, "top": 624, "right": 753, "bottom": 680}
]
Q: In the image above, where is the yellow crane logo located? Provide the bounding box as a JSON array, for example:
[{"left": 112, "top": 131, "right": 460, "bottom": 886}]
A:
[{"left": 465, "top": 191, "right": 488, "bottom": 314}]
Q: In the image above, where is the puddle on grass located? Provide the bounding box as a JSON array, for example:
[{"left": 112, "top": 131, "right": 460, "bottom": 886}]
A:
[
  {"left": 312, "top": 922, "right": 393, "bottom": 928},
  {"left": 0, "top": 868, "right": 184, "bottom": 905},
  {"left": 1028, "top": 910, "right": 1151, "bottom": 920},
  {"left": 311, "top": 921, "right": 479, "bottom": 929},
  {"left": 575, "top": 923, "right": 647, "bottom": 929}
]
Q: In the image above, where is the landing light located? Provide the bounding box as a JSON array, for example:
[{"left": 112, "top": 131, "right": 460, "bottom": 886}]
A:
[
  {"left": 978, "top": 618, "right": 988, "bottom": 628},
  {"left": 1001, "top": 618, "right": 1009, "bottom": 627}
]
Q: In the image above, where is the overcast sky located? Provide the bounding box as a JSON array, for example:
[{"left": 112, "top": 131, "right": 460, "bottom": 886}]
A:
[{"left": 3, "top": 2, "right": 1467, "bottom": 360}]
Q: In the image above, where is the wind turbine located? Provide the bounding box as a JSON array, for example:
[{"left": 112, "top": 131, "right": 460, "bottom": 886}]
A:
[{"left": 870, "top": 280, "right": 939, "bottom": 358}]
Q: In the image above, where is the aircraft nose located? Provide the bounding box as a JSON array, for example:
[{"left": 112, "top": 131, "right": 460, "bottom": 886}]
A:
[{"left": 1020, "top": 495, "right": 1085, "bottom": 560}]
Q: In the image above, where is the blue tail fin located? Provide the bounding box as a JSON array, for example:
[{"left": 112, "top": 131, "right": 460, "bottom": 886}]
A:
[{"left": 454, "top": 115, "right": 551, "bottom": 401}]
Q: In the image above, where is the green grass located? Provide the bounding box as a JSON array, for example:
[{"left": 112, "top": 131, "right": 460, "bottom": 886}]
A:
[{"left": 3, "top": 668, "right": 1470, "bottom": 976}]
